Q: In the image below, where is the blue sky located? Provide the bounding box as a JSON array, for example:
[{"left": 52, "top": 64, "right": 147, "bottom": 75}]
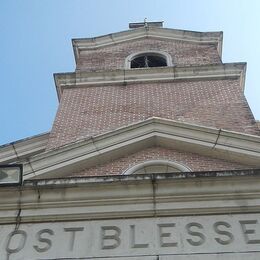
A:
[{"left": 1, "top": 0, "right": 260, "bottom": 145}]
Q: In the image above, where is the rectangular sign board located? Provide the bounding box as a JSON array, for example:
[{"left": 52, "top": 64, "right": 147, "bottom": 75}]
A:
[
  {"left": 2, "top": 213, "right": 260, "bottom": 259},
  {"left": 0, "top": 165, "right": 22, "bottom": 186}
]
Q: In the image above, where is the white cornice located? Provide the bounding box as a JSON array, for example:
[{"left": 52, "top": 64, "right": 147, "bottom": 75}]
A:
[
  {"left": 54, "top": 63, "right": 246, "bottom": 101},
  {"left": 0, "top": 132, "right": 49, "bottom": 164},
  {"left": 22, "top": 117, "right": 260, "bottom": 180},
  {"left": 72, "top": 27, "right": 223, "bottom": 62},
  {"left": 1, "top": 170, "right": 260, "bottom": 224}
]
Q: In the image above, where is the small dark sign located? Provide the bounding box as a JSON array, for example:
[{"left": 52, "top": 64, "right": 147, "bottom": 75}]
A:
[{"left": 0, "top": 164, "right": 22, "bottom": 186}]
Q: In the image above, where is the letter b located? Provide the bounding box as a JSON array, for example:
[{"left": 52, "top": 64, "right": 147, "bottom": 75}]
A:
[{"left": 101, "top": 226, "right": 121, "bottom": 249}]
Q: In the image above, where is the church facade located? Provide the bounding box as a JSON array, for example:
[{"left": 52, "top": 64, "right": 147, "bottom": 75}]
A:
[{"left": 1, "top": 22, "right": 260, "bottom": 260}]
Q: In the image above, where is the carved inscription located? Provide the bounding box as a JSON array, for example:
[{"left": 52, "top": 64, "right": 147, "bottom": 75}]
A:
[
  {"left": 213, "top": 221, "right": 234, "bottom": 245},
  {"left": 158, "top": 223, "right": 178, "bottom": 247},
  {"left": 130, "top": 225, "right": 149, "bottom": 249},
  {"left": 33, "top": 229, "right": 53, "bottom": 253},
  {"left": 2, "top": 215, "right": 260, "bottom": 258},
  {"left": 64, "top": 227, "right": 84, "bottom": 251},
  {"left": 239, "top": 220, "right": 260, "bottom": 244},
  {"left": 6, "top": 230, "right": 27, "bottom": 254},
  {"left": 186, "top": 222, "right": 206, "bottom": 246},
  {"left": 101, "top": 226, "right": 121, "bottom": 249}
]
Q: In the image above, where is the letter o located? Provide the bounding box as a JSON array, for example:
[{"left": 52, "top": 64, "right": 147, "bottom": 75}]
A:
[{"left": 6, "top": 230, "right": 27, "bottom": 254}]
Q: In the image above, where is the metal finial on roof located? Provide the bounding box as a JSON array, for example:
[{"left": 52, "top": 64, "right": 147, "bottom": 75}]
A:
[
  {"left": 144, "top": 18, "right": 148, "bottom": 28},
  {"left": 129, "top": 20, "right": 164, "bottom": 29}
]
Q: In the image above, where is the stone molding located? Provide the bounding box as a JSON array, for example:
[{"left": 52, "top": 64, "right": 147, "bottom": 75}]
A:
[
  {"left": 22, "top": 117, "right": 260, "bottom": 180},
  {"left": 124, "top": 50, "right": 174, "bottom": 69},
  {"left": 72, "top": 26, "right": 223, "bottom": 62},
  {"left": 0, "top": 169, "right": 260, "bottom": 224},
  {"left": 0, "top": 132, "right": 49, "bottom": 164},
  {"left": 122, "top": 159, "right": 191, "bottom": 175},
  {"left": 54, "top": 63, "right": 246, "bottom": 101}
]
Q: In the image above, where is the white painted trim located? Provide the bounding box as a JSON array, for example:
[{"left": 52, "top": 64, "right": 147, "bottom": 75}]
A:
[
  {"left": 0, "top": 132, "right": 49, "bottom": 164},
  {"left": 72, "top": 27, "right": 223, "bottom": 61},
  {"left": 21, "top": 117, "right": 260, "bottom": 180},
  {"left": 125, "top": 50, "right": 173, "bottom": 69},
  {"left": 54, "top": 63, "right": 246, "bottom": 101},
  {"left": 123, "top": 159, "right": 191, "bottom": 175},
  {"left": 0, "top": 170, "right": 260, "bottom": 223}
]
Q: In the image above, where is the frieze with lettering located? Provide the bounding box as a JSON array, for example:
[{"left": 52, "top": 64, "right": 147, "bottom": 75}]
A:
[{"left": 2, "top": 214, "right": 260, "bottom": 259}]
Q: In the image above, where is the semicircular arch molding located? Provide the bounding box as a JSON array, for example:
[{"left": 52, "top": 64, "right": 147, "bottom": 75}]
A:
[
  {"left": 125, "top": 50, "right": 173, "bottom": 69},
  {"left": 123, "top": 159, "right": 191, "bottom": 175}
]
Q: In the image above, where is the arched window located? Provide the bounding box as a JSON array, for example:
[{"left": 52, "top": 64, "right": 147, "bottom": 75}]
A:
[
  {"left": 123, "top": 160, "right": 191, "bottom": 175},
  {"left": 125, "top": 51, "right": 173, "bottom": 69},
  {"left": 131, "top": 54, "right": 167, "bottom": 68}
]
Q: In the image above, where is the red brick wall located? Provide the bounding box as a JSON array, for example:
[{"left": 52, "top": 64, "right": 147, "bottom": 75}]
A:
[
  {"left": 69, "top": 147, "right": 251, "bottom": 177},
  {"left": 47, "top": 78, "right": 259, "bottom": 149},
  {"left": 76, "top": 38, "right": 221, "bottom": 71}
]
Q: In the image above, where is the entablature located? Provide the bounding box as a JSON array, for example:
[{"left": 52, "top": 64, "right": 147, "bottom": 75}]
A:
[
  {"left": 54, "top": 63, "right": 246, "bottom": 101},
  {"left": 0, "top": 169, "right": 260, "bottom": 224}
]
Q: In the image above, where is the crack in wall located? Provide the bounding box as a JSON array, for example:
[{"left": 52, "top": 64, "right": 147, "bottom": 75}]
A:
[{"left": 151, "top": 174, "right": 157, "bottom": 217}]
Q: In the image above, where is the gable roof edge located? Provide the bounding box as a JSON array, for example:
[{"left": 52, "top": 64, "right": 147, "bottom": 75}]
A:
[
  {"left": 72, "top": 27, "right": 223, "bottom": 62},
  {"left": 0, "top": 132, "right": 49, "bottom": 164},
  {"left": 22, "top": 117, "right": 260, "bottom": 180}
]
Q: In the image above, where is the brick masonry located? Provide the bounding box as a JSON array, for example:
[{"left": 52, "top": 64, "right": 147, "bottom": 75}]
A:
[
  {"left": 69, "top": 147, "right": 253, "bottom": 177},
  {"left": 76, "top": 38, "right": 221, "bottom": 71},
  {"left": 47, "top": 78, "right": 259, "bottom": 149},
  {"left": 46, "top": 34, "right": 259, "bottom": 174}
]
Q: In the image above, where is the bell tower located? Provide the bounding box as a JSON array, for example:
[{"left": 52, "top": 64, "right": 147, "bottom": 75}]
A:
[
  {"left": 48, "top": 22, "right": 259, "bottom": 152},
  {"left": 1, "top": 23, "right": 260, "bottom": 260}
]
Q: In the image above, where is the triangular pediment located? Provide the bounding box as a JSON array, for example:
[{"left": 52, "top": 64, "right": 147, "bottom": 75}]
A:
[
  {"left": 72, "top": 26, "right": 223, "bottom": 62},
  {"left": 21, "top": 117, "right": 260, "bottom": 180}
]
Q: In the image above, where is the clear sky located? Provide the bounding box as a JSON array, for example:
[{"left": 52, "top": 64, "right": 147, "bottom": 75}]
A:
[{"left": 1, "top": 0, "right": 259, "bottom": 145}]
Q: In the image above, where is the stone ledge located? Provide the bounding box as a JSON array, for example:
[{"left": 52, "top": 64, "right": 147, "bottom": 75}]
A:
[
  {"left": 22, "top": 168, "right": 260, "bottom": 188},
  {"left": 1, "top": 169, "right": 260, "bottom": 224},
  {"left": 54, "top": 63, "right": 246, "bottom": 101}
]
